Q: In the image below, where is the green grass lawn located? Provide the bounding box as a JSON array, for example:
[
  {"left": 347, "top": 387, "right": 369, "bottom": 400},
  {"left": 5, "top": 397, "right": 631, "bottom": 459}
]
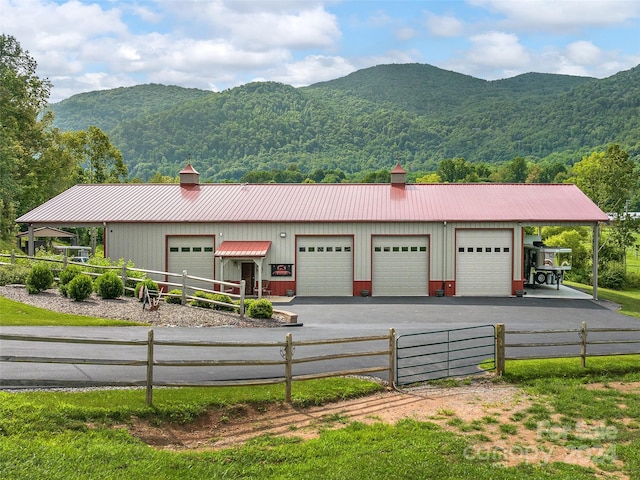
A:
[
  {"left": 3, "top": 365, "right": 638, "bottom": 480},
  {"left": 0, "top": 296, "right": 140, "bottom": 326},
  {"left": 565, "top": 280, "right": 640, "bottom": 319}
]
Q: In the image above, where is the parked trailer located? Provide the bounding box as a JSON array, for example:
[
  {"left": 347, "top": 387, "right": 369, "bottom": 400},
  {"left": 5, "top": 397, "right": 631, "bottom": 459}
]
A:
[{"left": 524, "top": 236, "right": 571, "bottom": 289}]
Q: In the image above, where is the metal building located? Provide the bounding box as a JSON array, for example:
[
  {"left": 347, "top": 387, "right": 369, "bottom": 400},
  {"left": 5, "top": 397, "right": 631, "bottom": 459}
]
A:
[{"left": 16, "top": 164, "right": 609, "bottom": 298}]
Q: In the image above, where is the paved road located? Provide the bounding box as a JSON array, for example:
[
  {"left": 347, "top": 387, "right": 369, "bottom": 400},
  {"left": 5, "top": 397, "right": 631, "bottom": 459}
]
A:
[{"left": 1, "top": 296, "right": 639, "bottom": 388}]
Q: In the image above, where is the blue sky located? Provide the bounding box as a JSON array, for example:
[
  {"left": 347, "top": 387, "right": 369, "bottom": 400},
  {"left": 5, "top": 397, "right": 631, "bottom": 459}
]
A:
[{"left": 2, "top": 0, "right": 639, "bottom": 103}]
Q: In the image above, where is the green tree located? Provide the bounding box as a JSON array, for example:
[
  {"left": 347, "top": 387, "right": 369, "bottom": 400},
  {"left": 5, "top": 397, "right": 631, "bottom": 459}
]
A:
[
  {"left": 491, "top": 157, "right": 529, "bottom": 183},
  {"left": 0, "top": 34, "right": 52, "bottom": 238},
  {"left": 571, "top": 144, "right": 637, "bottom": 214},
  {"left": 571, "top": 144, "right": 639, "bottom": 275},
  {"left": 437, "top": 158, "right": 473, "bottom": 183},
  {"left": 61, "top": 126, "right": 127, "bottom": 183}
]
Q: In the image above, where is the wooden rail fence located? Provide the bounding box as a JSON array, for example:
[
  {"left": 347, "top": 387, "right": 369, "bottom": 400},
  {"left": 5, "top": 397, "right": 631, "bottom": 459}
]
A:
[
  {"left": 0, "top": 251, "right": 246, "bottom": 314},
  {"left": 495, "top": 322, "right": 640, "bottom": 375},
  {"left": 0, "top": 329, "right": 396, "bottom": 405}
]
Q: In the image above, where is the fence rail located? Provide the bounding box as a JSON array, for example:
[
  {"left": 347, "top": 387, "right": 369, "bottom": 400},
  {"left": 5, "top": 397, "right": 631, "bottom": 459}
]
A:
[
  {"left": 0, "top": 329, "right": 395, "bottom": 405},
  {"left": 0, "top": 251, "right": 246, "bottom": 314},
  {"left": 495, "top": 323, "right": 640, "bottom": 374}
]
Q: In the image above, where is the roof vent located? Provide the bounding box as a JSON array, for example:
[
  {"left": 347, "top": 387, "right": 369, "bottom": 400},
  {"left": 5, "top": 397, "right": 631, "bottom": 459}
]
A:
[
  {"left": 179, "top": 164, "right": 200, "bottom": 185},
  {"left": 390, "top": 163, "right": 406, "bottom": 188}
]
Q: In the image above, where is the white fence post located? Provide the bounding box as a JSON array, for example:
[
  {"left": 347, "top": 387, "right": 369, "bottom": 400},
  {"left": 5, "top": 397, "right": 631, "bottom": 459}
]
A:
[{"left": 181, "top": 270, "right": 188, "bottom": 305}]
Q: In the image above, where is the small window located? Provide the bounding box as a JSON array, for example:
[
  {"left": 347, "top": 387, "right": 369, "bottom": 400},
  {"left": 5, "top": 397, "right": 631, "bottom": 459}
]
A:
[
  {"left": 181, "top": 247, "right": 190, "bottom": 252},
  {"left": 317, "top": 247, "right": 324, "bottom": 252},
  {"left": 485, "top": 247, "right": 492, "bottom": 252},
  {"left": 476, "top": 247, "right": 482, "bottom": 252},
  {"left": 392, "top": 246, "right": 400, "bottom": 252},
  {"left": 467, "top": 247, "right": 473, "bottom": 252},
  {"left": 344, "top": 246, "right": 351, "bottom": 252},
  {"left": 374, "top": 247, "right": 381, "bottom": 252},
  {"left": 193, "top": 247, "right": 202, "bottom": 252},
  {"left": 401, "top": 246, "right": 408, "bottom": 252},
  {"left": 326, "top": 247, "right": 333, "bottom": 252},
  {"left": 336, "top": 247, "right": 342, "bottom": 252},
  {"left": 494, "top": 247, "right": 501, "bottom": 252},
  {"left": 299, "top": 247, "right": 306, "bottom": 252},
  {"left": 410, "top": 246, "right": 418, "bottom": 252},
  {"left": 204, "top": 247, "right": 213, "bottom": 252},
  {"left": 458, "top": 247, "right": 464, "bottom": 253},
  {"left": 308, "top": 247, "right": 315, "bottom": 252},
  {"left": 170, "top": 247, "right": 178, "bottom": 252},
  {"left": 384, "top": 246, "right": 390, "bottom": 252},
  {"left": 504, "top": 247, "right": 510, "bottom": 253},
  {"left": 419, "top": 246, "right": 427, "bottom": 252}
]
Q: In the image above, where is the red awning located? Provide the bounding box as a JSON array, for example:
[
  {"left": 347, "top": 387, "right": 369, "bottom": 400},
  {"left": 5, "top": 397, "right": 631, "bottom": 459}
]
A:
[{"left": 214, "top": 241, "right": 272, "bottom": 258}]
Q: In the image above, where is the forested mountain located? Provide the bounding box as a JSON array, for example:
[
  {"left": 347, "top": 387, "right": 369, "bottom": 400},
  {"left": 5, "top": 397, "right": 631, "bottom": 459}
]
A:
[
  {"left": 49, "top": 63, "right": 640, "bottom": 182},
  {"left": 51, "top": 84, "right": 210, "bottom": 132}
]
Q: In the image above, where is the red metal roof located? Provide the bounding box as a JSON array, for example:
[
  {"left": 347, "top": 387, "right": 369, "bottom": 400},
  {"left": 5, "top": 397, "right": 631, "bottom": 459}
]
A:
[
  {"left": 215, "top": 241, "right": 272, "bottom": 257},
  {"left": 16, "top": 183, "right": 609, "bottom": 225}
]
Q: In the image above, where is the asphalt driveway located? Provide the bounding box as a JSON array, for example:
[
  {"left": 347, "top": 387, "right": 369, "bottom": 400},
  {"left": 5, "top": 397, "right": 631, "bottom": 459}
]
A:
[{"left": 2, "top": 293, "right": 638, "bottom": 388}]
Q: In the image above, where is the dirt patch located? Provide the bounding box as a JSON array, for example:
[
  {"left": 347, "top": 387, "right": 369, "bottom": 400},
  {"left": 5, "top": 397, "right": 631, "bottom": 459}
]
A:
[
  {"left": 584, "top": 381, "right": 640, "bottom": 395},
  {"left": 118, "top": 380, "right": 637, "bottom": 477}
]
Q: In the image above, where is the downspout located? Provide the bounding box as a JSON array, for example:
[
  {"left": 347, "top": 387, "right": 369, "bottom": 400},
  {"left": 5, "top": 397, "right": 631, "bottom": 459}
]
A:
[
  {"left": 592, "top": 223, "right": 599, "bottom": 301},
  {"left": 442, "top": 221, "right": 447, "bottom": 293}
]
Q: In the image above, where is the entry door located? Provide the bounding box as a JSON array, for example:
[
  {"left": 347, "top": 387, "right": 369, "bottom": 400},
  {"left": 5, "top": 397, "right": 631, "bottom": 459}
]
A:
[{"left": 241, "top": 262, "right": 254, "bottom": 295}]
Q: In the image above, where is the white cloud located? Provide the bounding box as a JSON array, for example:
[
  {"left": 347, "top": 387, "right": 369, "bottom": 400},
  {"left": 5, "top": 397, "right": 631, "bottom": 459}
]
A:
[
  {"left": 565, "top": 41, "right": 602, "bottom": 65},
  {"left": 269, "top": 55, "right": 356, "bottom": 87},
  {"left": 467, "top": 31, "right": 530, "bottom": 68},
  {"left": 425, "top": 12, "right": 464, "bottom": 37},
  {"left": 469, "top": 0, "right": 640, "bottom": 31}
]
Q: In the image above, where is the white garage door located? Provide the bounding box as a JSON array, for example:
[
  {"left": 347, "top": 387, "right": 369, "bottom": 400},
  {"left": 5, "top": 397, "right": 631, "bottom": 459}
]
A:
[
  {"left": 372, "top": 236, "right": 429, "bottom": 296},
  {"left": 167, "top": 236, "right": 215, "bottom": 291},
  {"left": 456, "top": 230, "right": 512, "bottom": 296},
  {"left": 297, "top": 236, "right": 353, "bottom": 296}
]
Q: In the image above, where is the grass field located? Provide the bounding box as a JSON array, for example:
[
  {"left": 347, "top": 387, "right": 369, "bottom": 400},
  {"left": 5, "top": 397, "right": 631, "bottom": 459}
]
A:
[
  {"left": 0, "top": 295, "right": 139, "bottom": 326},
  {"left": 1, "top": 359, "right": 638, "bottom": 480}
]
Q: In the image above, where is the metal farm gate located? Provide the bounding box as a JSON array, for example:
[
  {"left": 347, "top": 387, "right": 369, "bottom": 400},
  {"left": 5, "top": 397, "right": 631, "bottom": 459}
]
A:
[{"left": 395, "top": 325, "right": 496, "bottom": 385}]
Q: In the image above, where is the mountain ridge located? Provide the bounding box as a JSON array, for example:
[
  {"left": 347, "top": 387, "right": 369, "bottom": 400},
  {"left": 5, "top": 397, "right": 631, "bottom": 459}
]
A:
[{"left": 50, "top": 63, "right": 639, "bottom": 182}]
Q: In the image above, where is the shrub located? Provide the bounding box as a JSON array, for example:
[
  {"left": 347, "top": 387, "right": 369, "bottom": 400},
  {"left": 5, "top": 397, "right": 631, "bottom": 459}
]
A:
[
  {"left": 191, "top": 291, "right": 215, "bottom": 308},
  {"left": 67, "top": 274, "right": 94, "bottom": 301},
  {"left": 598, "top": 262, "right": 626, "bottom": 290},
  {"left": 58, "top": 265, "right": 83, "bottom": 297},
  {"left": 165, "top": 289, "right": 183, "bottom": 304},
  {"left": 0, "top": 264, "right": 31, "bottom": 285},
  {"left": 247, "top": 298, "right": 273, "bottom": 319},
  {"left": 26, "top": 263, "right": 54, "bottom": 294},
  {"left": 625, "top": 271, "right": 640, "bottom": 289},
  {"left": 210, "top": 293, "right": 234, "bottom": 311},
  {"left": 95, "top": 271, "right": 124, "bottom": 299},
  {"left": 134, "top": 278, "right": 159, "bottom": 300}
]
